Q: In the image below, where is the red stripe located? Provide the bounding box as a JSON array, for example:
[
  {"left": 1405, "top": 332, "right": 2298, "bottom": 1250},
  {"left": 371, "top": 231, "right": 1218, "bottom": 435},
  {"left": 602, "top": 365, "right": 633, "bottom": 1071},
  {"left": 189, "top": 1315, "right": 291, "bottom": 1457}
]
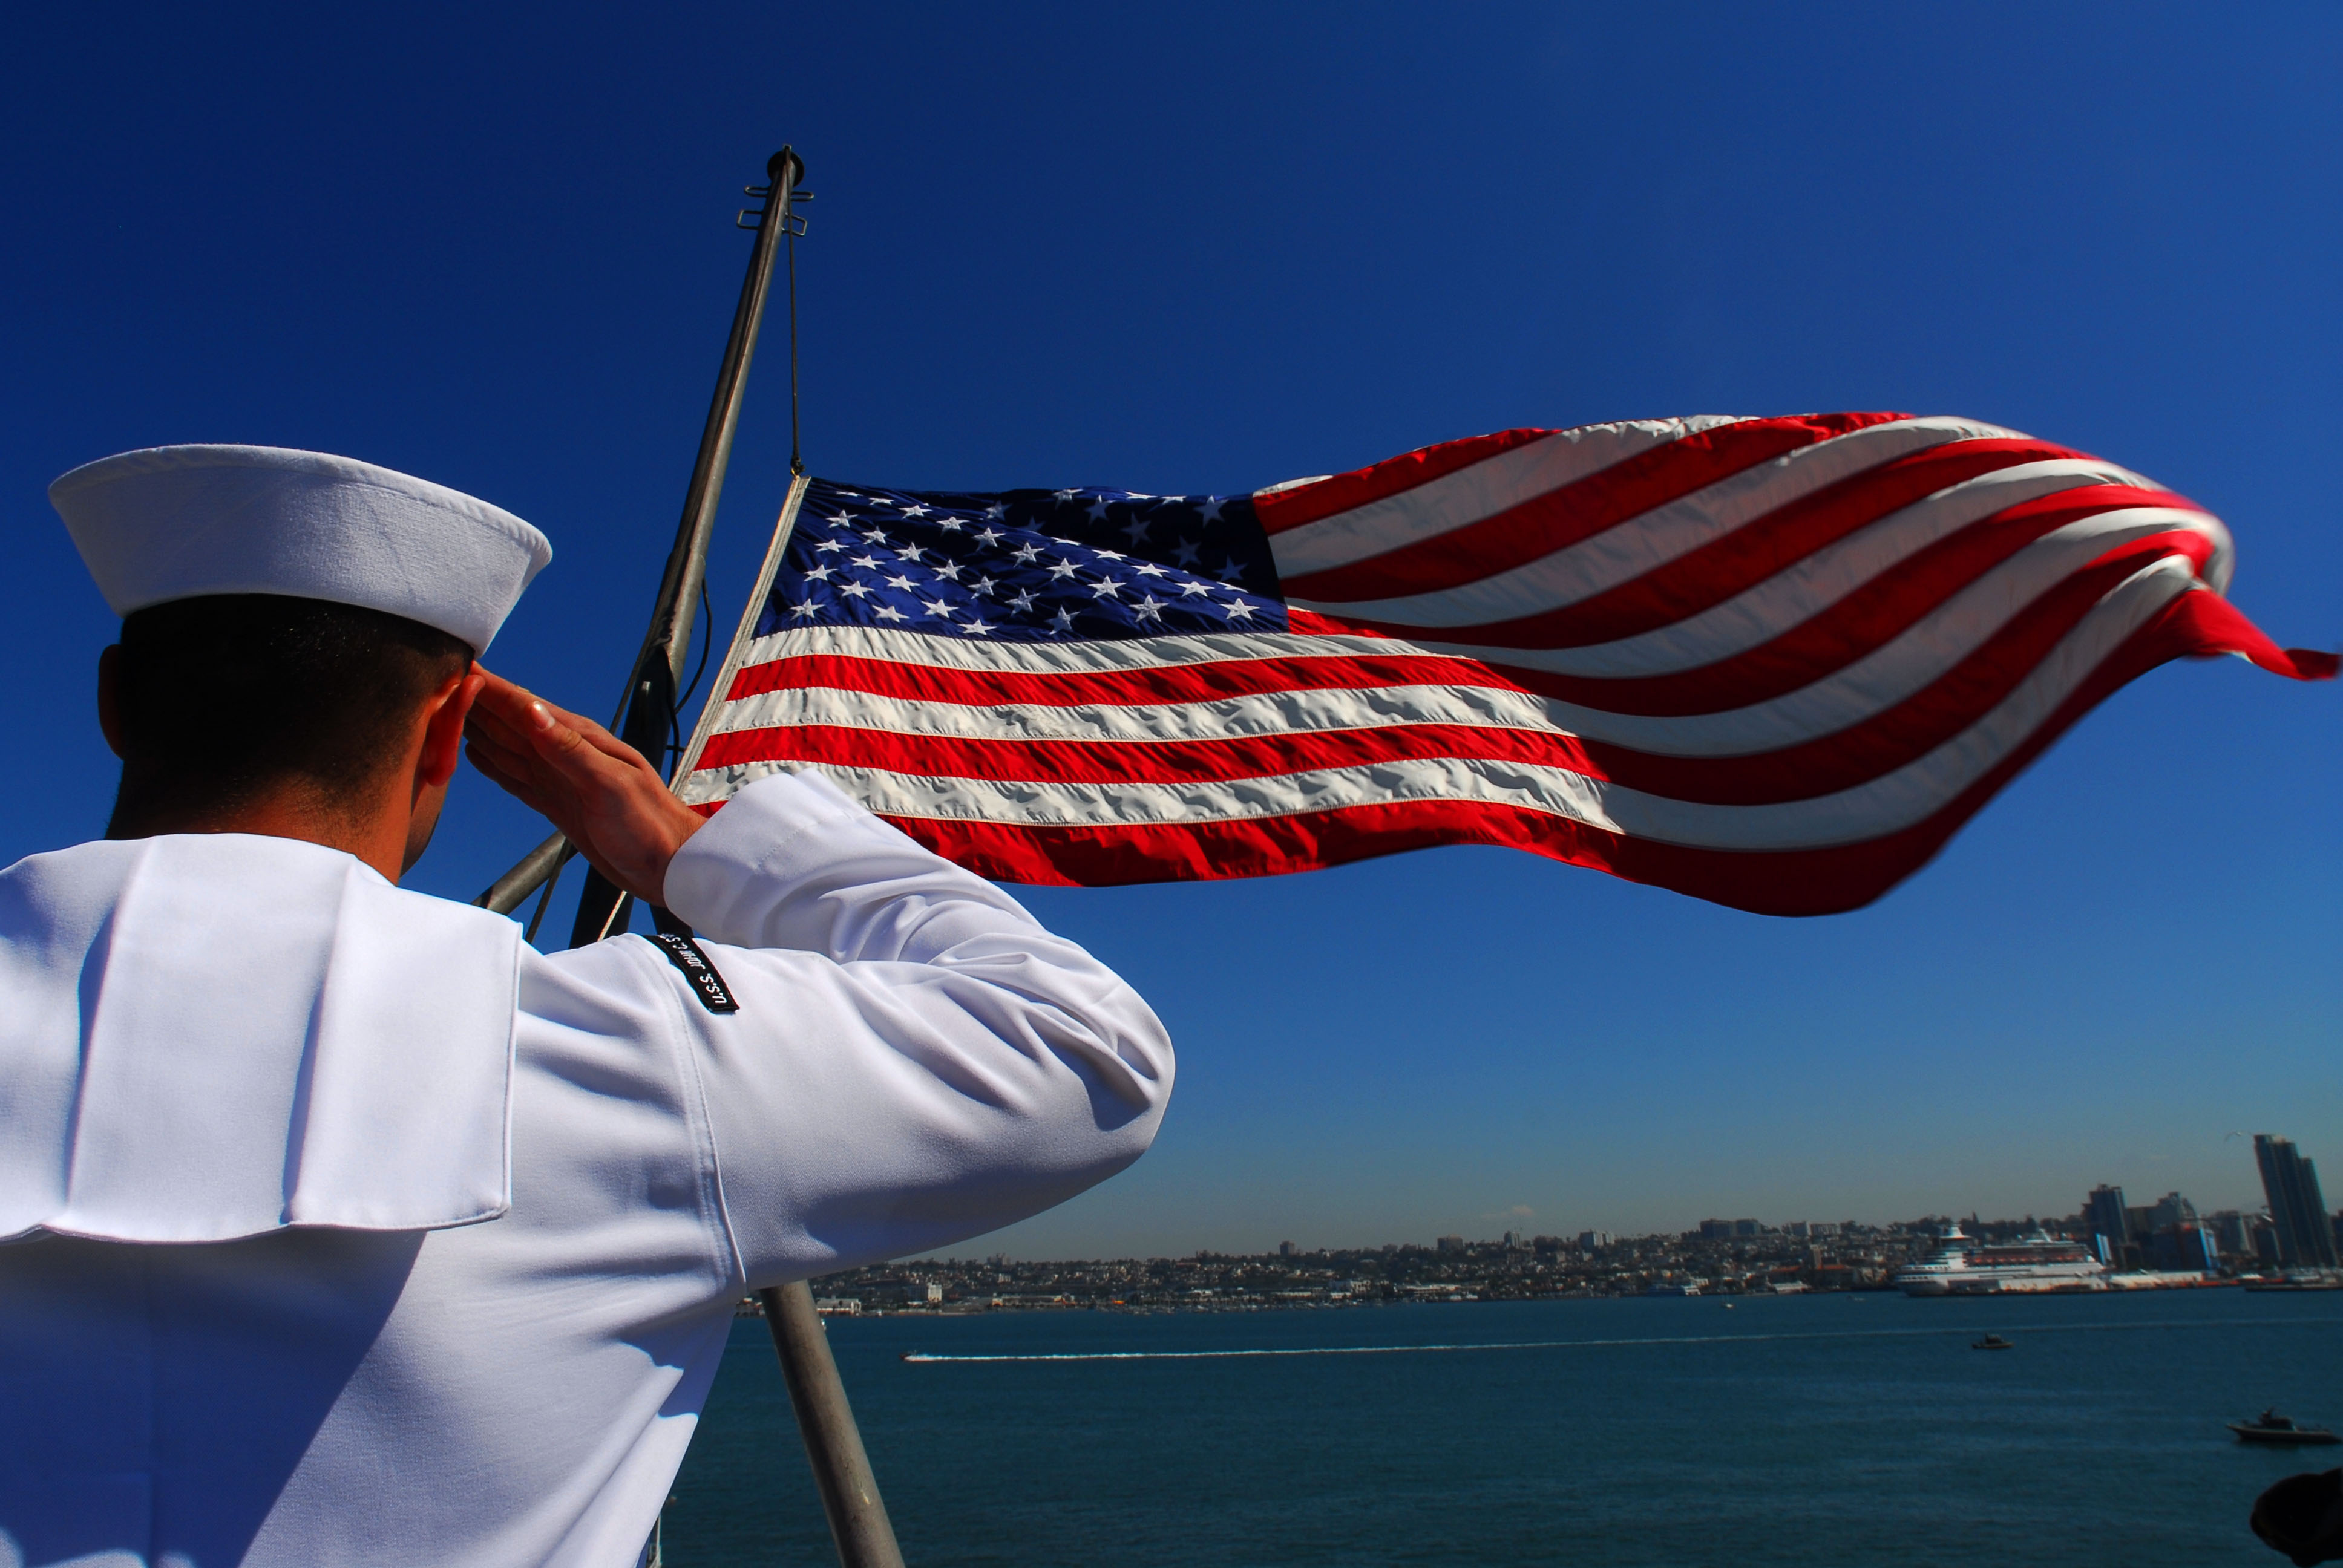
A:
[
  {"left": 1251, "top": 427, "right": 1556, "bottom": 537},
  {"left": 692, "top": 534, "right": 2203, "bottom": 806},
  {"left": 1276, "top": 413, "right": 1915, "bottom": 602},
  {"left": 830, "top": 590, "right": 2268, "bottom": 914}
]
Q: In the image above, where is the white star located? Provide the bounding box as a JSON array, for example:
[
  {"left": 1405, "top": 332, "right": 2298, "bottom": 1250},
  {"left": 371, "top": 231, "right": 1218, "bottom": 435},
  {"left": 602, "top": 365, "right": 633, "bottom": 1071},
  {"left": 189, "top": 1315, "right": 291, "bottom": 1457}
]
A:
[
  {"left": 1086, "top": 497, "right": 1110, "bottom": 521},
  {"left": 963, "top": 617, "right": 994, "bottom": 636},
  {"left": 931, "top": 561, "right": 963, "bottom": 581},
  {"left": 899, "top": 544, "right": 928, "bottom": 564},
  {"left": 974, "top": 526, "right": 1003, "bottom": 547},
  {"left": 1222, "top": 597, "right": 1256, "bottom": 621},
  {"left": 922, "top": 598, "right": 956, "bottom": 618},
  {"left": 969, "top": 573, "right": 995, "bottom": 593},
  {"left": 1047, "top": 557, "right": 1081, "bottom": 580},
  {"left": 899, "top": 503, "right": 931, "bottom": 518},
  {"left": 1009, "top": 589, "right": 1037, "bottom": 612},
  {"left": 874, "top": 603, "right": 907, "bottom": 622},
  {"left": 1122, "top": 516, "right": 1152, "bottom": 544},
  {"left": 1094, "top": 548, "right": 1126, "bottom": 561},
  {"left": 1132, "top": 561, "right": 1168, "bottom": 578},
  {"left": 1174, "top": 540, "right": 1202, "bottom": 566},
  {"left": 1133, "top": 595, "right": 1164, "bottom": 622},
  {"left": 804, "top": 563, "right": 835, "bottom": 581},
  {"left": 885, "top": 573, "right": 916, "bottom": 592},
  {"left": 1197, "top": 498, "right": 1225, "bottom": 523},
  {"left": 1011, "top": 542, "right": 1043, "bottom": 564},
  {"left": 937, "top": 515, "right": 963, "bottom": 532},
  {"left": 790, "top": 599, "right": 819, "bottom": 618},
  {"left": 1089, "top": 577, "right": 1124, "bottom": 599},
  {"left": 827, "top": 512, "right": 855, "bottom": 526},
  {"left": 815, "top": 537, "right": 848, "bottom": 554},
  {"left": 850, "top": 554, "right": 880, "bottom": 570},
  {"left": 985, "top": 503, "right": 1007, "bottom": 519},
  {"left": 839, "top": 580, "right": 873, "bottom": 599},
  {"left": 1126, "top": 492, "right": 1156, "bottom": 501},
  {"left": 860, "top": 528, "right": 891, "bottom": 545},
  {"left": 1176, "top": 580, "right": 1213, "bottom": 598},
  {"left": 1052, "top": 488, "right": 1080, "bottom": 503},
  {"left": 1050, "top": 607, "right": 1076, "bottom": 632}
]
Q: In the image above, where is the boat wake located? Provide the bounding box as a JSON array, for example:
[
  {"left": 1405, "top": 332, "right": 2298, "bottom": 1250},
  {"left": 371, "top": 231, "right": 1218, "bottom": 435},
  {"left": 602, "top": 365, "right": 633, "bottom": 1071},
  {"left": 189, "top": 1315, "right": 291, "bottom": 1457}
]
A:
[{"left": 899, "top": 1315, "right": 2307, "bottom": 1364}]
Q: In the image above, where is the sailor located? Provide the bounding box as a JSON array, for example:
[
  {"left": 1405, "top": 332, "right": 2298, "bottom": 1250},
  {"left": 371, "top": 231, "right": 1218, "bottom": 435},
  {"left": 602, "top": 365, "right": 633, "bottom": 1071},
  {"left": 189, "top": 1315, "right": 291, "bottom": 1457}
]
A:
[{"left": 0, "top": 445, "right": 1175, "bottom": 1566}]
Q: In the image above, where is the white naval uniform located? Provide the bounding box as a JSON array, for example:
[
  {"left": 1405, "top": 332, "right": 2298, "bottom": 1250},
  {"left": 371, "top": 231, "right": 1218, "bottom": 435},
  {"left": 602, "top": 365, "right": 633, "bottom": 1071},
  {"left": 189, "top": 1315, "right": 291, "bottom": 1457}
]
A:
[{"left": 0, "top": 770, "right": 1173, "bottom": 1568}]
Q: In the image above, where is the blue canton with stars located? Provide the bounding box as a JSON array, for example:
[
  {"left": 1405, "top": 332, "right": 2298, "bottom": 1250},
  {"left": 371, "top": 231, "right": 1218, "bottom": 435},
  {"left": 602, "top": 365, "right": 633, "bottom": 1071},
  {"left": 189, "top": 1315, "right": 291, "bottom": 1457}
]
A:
[{"left": 756, "top": 479, "right": 1289, "bottom": 642}]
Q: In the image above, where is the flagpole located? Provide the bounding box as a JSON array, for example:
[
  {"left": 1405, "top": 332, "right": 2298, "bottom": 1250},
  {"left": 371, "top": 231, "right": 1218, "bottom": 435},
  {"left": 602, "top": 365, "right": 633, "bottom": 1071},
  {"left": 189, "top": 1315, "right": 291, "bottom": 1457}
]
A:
[
  {"left": 566, "top": 145, "right": 808, "bottom": 946},
  {"left": 468, "top": 149, "right": 910, "bottom": 1568}
]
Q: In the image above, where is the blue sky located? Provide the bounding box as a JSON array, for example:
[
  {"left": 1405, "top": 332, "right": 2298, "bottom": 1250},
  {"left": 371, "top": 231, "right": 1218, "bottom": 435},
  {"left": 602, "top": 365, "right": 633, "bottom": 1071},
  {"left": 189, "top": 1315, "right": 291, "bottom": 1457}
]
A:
[{"left": 4, "top": 4, "right": 2335, "bottom": 1255}]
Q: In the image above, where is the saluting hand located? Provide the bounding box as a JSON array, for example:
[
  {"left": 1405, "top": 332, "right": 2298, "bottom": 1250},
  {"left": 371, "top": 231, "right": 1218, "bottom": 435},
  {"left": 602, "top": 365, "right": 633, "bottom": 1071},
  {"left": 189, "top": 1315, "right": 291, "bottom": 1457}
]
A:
[{"left": 464, "top": 668, "right": 706, "bottom": 906}]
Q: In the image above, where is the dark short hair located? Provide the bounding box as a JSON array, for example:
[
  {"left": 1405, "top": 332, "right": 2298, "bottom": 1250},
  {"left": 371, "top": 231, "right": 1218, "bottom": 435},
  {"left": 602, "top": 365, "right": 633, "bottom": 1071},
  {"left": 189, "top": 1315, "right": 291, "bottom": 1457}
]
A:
[{"left": 108, "top": 593, "right": 473, "bottom": 834}]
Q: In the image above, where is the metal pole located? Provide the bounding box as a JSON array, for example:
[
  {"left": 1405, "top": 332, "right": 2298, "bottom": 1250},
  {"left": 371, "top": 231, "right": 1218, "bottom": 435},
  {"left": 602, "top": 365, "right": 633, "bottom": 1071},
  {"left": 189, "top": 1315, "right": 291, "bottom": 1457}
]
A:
[
  {"left": 467, "top": 148, "right": 908, "bottom": 1568},
  {"left": 761, "top": 1283, "right": 908, "bottom": 1568},
  {"left": 476, "top": 831, "right": 568, "bottom": 915},
  {"left": 566, "top": 146, "right": 807, "bottom": 946}
]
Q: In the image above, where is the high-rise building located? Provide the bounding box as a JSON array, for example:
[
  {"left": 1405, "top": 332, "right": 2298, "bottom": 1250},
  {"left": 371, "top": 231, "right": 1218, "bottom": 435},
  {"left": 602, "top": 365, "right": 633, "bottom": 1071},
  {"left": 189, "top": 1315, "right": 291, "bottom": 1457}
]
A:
[
  {"left": 1577, "top": 1231, "right": 1612, "bottom": 1250},
  {"left": 2255, "top": 1135, "right": 2340, "bottom": 1270},
  {"left": 1435, "top": 1235, "right": 1464, "bottom": 1254},
  {"left": 1278, "top": 1240, "right": 1296, "bottom": 1258},
  {"left": 2085, "top": 1185, "right": 2128, "bottom": 1250},
  {"left": 2148, "top": 1192, "right": 2197, "bottom": 1230}
]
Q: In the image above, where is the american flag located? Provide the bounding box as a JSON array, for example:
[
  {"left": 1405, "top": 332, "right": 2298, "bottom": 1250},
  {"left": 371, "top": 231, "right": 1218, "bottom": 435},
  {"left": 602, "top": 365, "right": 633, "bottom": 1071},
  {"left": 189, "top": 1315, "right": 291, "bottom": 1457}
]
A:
[{"left": 674, "top": 414, "right": 2333, "bottom": 915}]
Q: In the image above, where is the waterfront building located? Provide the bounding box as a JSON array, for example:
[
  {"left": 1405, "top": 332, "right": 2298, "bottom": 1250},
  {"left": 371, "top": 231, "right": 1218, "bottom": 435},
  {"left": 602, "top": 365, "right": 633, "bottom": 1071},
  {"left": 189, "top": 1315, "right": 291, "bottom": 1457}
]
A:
[
  {"left": 2085, "top": 1185, "right": 2129, "bottom": 1252},
  {"left": 2148, "top": 1192, "right": 2197, "bottom": 1230},
  {"left": 2151, "top": 1222, "right": 2218, "bottom": 1274},
  {"left": 2207, "top": 1209, "right": 2255, "bottom": 1259},
  {"left": 2255, "top": 1135, "right": 2341, "bottom": 1270}
]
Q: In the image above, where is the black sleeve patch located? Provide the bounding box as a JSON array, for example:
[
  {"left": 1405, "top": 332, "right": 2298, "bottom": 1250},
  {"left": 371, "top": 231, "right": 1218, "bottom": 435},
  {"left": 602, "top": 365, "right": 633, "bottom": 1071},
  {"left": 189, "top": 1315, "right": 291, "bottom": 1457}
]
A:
[{"left": 648, "top": 932, "right": 739, "bottom": 1015}]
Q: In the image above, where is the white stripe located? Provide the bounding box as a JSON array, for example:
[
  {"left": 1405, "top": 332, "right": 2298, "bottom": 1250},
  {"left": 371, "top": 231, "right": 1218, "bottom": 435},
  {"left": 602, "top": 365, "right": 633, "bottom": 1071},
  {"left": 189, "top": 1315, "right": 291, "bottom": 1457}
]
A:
[
  {"left": 708, "top": 676, "right": 1587, "bottom": 748},
  {"left": 695, "top": 511, "right": 2221, "bottom": 759},
  {"left": 1283, "top": 417, "right": 2033, "bottom": 626},
  {"left": 715, "top": 620, "right": 1440, "bottom": 679},
  {"left": 1265, "top": 416, "right": 1749, "bottom": 577},
  {"left": 682, "top": 562, "right": 2195, "bottom": 849}
]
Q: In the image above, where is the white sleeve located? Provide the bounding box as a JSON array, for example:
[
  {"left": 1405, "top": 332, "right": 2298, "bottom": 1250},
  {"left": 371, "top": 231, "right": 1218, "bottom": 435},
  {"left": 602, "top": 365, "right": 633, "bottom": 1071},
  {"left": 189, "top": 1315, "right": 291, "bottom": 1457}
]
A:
[{"left": 655, "top": 769, "right": 1173, "bottom": 1287}]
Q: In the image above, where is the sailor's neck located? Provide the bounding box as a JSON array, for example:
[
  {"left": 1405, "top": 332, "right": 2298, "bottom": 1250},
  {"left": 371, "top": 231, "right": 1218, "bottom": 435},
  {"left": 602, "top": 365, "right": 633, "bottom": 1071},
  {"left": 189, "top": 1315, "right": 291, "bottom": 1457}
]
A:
[{"left": 108, "top": 782, "right": 418, "bottom": 884}]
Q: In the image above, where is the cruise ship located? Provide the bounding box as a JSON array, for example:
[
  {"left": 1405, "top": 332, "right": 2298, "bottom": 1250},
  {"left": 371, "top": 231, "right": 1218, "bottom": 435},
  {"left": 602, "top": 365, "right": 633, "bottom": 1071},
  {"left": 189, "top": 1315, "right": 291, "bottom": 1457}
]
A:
[{"left": 1893, "top": 1225, "right": 2109, "bottom": 1295}]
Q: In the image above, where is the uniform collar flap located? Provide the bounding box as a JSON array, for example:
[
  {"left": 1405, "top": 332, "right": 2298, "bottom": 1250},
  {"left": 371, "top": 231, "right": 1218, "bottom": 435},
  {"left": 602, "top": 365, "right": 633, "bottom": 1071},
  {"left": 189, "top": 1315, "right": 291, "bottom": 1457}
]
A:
[{"left": 0, "top": 834, "right": 522, "bottom": 1243}]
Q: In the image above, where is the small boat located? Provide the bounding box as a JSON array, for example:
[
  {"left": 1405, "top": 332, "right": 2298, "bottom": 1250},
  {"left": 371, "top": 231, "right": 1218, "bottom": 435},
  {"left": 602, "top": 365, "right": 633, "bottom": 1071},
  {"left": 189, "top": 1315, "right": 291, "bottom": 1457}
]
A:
[
  {"left": 1971, "top": 1334, "right": 2014, "bottom": 1351},
  {"left": 2230, "top": 1410, "right": 2341, "bottom": 1446}
]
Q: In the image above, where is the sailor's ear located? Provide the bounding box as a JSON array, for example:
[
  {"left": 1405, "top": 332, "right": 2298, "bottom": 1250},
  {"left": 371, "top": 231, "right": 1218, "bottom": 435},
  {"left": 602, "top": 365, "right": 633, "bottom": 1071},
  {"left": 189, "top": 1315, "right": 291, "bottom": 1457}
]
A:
[
  {"left": 97, "top": 644, "right": 125, "bottom": 759},
  {"left": 416, "top": 664, "right": 490, "bottom": 791}
]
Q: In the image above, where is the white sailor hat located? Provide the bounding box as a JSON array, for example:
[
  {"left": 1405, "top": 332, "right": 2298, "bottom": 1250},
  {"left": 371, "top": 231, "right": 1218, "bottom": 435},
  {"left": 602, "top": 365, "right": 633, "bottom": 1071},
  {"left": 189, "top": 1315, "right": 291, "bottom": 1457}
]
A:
[{"left": 48, "top": 444, "right": 553, "bottom": 655}]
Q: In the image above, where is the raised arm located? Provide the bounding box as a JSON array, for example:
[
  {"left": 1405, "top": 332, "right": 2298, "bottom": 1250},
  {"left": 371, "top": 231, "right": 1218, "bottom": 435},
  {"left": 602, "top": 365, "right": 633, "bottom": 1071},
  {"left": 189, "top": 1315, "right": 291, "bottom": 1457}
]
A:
[{"left": 465, "top": 671, "right": 1175, "bottom": 1284}]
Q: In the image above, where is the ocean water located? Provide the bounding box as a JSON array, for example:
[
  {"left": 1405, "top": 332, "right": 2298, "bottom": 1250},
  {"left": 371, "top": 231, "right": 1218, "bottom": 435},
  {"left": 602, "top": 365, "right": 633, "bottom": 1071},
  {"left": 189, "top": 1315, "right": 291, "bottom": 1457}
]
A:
[{"left": 666, "top": 1288, "right": 2343, "bottom": 1566}]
